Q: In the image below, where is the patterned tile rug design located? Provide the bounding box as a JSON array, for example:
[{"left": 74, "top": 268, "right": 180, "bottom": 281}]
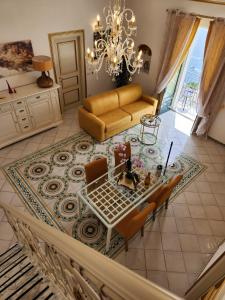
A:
[{"left": 2, "top": 125, "right": 205, "bottom": 257}]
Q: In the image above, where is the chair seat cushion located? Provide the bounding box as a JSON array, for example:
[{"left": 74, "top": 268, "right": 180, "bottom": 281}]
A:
[
  {"left": 98, "top": 108, "right": 131, "bottom": 132},
  {"left": 121, "top": 100, "right": 154, "bottom": 122}
]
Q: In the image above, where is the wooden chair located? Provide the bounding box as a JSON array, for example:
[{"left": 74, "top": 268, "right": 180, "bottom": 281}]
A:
[
  {"left": 148, "top": 174, "right": 183, "bottom": 220},
  {"left": 85, "top": 157, "right": 108, "bottom": 184},
  {"left": 115, "top": 202, "right": 156, "bottom": 251},
  {"left": 114, "top": 142, "right": 131, "bottom": 166}
]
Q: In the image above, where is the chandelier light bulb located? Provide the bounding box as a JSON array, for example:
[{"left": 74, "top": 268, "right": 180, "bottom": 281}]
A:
[
  {"left": 137, "top": 50, "right": 143, "bottom": 60},
  {"left": 131, "top": 15, "right": 135, "bottom": 23},
  {"left": 97, "top": 14, "right": 100, "bottom": 26}
]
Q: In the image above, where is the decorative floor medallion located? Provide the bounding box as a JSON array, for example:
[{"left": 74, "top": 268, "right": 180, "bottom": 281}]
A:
[{"left": 3, "top": 125, "right": 206, "bottom": 257}]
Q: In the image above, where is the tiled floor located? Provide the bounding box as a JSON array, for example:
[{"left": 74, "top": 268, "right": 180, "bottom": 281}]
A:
[{"left": 0, "top": 106, "right": 224, "bottom": 297}]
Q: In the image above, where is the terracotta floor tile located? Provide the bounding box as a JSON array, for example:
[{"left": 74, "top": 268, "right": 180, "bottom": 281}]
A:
[
  {"left": 161, "top": 233, "right": 181, "bottom": 251},
  {"left": 147, "top": 271, "right": 169, "bottom": 289},
  {"left": 197, "top": 236, "right": 219, "bottom": 254},
  {"left": 145, "top": 250, "right": 166, "bottom": 271},
  {"left": 209, "top": 220, "right": 225, "bottom": 237},
  {"left": 204, "top": 206, "right": 223, "bottom": 221},
  {"left": 172, "top": 204, "right": 191, "bottom": 218},
  {"left": 159, "top": 217, "right": 177, "bottom": 233},
  {"left": 184, "top": 192, "right": 201, "bottom": 205},
  {"left": 192, "top": 219, "right": 213, "bottom": 235},
  {"left": 175, "top": 218, "right": 196, "bottom": 234},
  {"left": 115, "top": 249, "right": 146, "bottom": 270},
  {"left": 143, "top": 231, "right": 162, "bottom": 250},
  {"left": 199, "top": 193, "right": 217, "bottom": 206},
  {"left": 183, "top": 252, "right": 207, "bottom": 274},
  {"left": 179, "top": 234, "right": 200, "bottom": 252},
  {"left": 167, "top": 272, "right": 189, "bottom": 296},
  {"left": 164, "top": 251, "right": 185, "bottom": 273},
  {"left": 189, "top": 205, "right": 206, "bottom": 219}
]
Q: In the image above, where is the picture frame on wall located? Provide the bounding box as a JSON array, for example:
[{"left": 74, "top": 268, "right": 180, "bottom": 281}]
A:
[{"left": 0, "top": 40, "right": 34, "bottom": 78}]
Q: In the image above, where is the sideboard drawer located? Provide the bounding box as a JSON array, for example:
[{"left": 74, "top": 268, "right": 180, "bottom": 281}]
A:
[
  {"left": 28, "top": 92, "right": 50, "bottom": 103},
  {"left": 13, "top": 99, "right": 26, "bottom": 110},
  {"left": 20, "top": 122, "right": 32, "bottom": 133},
  {"left": 15, "top": 107, "right": 28, "bottom": 118}
]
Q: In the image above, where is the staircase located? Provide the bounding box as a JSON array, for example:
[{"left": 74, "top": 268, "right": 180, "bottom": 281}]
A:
[{"left": 0, "top": 244, "right": 59, "bottom": 300}]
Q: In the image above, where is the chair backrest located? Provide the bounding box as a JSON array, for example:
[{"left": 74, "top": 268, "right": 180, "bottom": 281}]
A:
[
  {"left": 114, "top": 142, "right": 131, "bottom": 167},
  {"left": 148, "top": 174, "right": 183, "bottom": 206},
  {"left": 85, "top": 157, "right": 108, "bottom": 184}
]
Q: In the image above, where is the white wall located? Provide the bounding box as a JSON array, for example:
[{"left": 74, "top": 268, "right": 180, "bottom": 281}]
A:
[
  {"left": 0, "top": 0, "right": 114, "bottom": 95},
  {"left": 129, "top": 0, "right": 225, "bottom": 95}
]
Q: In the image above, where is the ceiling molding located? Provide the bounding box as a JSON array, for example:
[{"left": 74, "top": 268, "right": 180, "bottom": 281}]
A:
[{"left": 191, "top": 0, "right": 225, "bottom": 5}]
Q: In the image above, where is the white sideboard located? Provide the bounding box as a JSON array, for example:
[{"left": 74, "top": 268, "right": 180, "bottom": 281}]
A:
[{"left": 0, "top": 83, "right": 62, "bottom": 149}]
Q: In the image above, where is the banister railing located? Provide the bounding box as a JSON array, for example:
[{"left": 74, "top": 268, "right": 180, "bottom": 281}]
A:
[{"left": 0, "top": 201, "right": 182, "bottom": 300}]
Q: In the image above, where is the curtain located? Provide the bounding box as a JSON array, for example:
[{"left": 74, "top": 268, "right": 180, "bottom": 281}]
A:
[
  {"left": 192, "top": 19, "right": 225, "bottom": 136},
  {"left": 155, "top": 10, "right": 200, "bottom": 97}
]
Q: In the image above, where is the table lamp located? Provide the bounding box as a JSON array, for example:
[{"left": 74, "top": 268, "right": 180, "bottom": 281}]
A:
[{"left": 32, "top": 55, "right": 53, "bottom": 88}]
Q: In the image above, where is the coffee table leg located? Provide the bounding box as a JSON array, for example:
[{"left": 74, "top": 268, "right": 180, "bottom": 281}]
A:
[{"left": 106, "top": 228, "right": 112, "bottom": 252}]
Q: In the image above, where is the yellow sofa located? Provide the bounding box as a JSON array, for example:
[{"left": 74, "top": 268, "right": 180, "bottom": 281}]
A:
[{"left": 78, "top": 83, "right": 158, "bottom": 141}]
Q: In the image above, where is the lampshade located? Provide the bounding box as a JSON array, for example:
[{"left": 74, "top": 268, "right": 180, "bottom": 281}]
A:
[{"left": 32, "top": 55, "right": 53, "bottom": 71}]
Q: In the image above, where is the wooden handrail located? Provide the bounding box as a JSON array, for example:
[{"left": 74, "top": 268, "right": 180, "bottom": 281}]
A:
[{"left": 0, "top": 201, "right": 182, "bottom": 300}]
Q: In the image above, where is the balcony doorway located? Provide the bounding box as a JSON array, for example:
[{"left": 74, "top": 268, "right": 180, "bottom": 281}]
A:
[{"left": 161, "top": 20, "right": 209, "bottom": 121}]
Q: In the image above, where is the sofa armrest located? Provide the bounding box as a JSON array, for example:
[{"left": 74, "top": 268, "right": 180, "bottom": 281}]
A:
[
  {"left": 78, "top": 107, "right": 106, "bottom": 141},
  {"left": 142, "top": 95, "right": 158, "bottom": 115}
]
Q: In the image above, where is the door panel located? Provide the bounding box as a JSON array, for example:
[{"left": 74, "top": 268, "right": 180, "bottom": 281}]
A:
[
  {"left": 0, "top": 112, "right": 20, "bottom": 142},
  {"left": 64, "top": 89, "right": 79, "bottom": 105},
  {"left": 29, "top": 98, "right": 54, "bottom": 128},
  {"left": 49, "top": 30, "right": 86, "bottom": 111},
  {"left": 62, "top": 76, "right": 78, "bottom": 89},
  {"left": 58, "top": 41, "right": 78, "bottom": 74}
]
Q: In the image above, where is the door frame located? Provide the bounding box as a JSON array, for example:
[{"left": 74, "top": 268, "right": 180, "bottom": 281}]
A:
[{"left": 48, "top": 29, "right": 87, "bottom": 111}]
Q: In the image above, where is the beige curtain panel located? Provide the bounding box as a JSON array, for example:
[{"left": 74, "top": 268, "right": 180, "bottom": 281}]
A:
[
  {"left": 155, "top": 10, "right": 200, "bottom": 94},
  {"left": 192, "top": 19, "right": 225, "bottom": 136}
]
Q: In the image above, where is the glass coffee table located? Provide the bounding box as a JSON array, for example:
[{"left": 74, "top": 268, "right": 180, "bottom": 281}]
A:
[{"left": 139, "top": 114, "right": 161, "bottom": 145}]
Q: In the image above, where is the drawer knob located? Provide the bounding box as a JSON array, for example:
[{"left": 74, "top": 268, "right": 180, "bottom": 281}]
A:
[
  {"left": 17, "top": 101, "right": 22, "bottom": 104},
  {"left": 36, "top": 95, "right": 40, "bottom": 99},
  {"left": 19, "top": 109, "right": 24, "bottom": 113},
  {"left": 22, "top": 118, "right": 26, "bottom": 121},
  {"left": 24, "top": 125, "right": 29, "bottom": 129}
]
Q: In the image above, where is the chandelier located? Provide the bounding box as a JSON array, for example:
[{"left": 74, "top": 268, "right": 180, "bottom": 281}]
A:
[{"left": 86, "top": 0, "right": 143, "bottom": 80}]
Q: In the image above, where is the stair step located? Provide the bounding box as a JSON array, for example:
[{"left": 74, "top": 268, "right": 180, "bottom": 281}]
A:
[
  {"left": 0, "top": 261, "right": 32, "bottom": 290},
  {"left": 0, "top": 245, "right": 59, "bottom": 300},
  {"left": 0, "top": 256, "right": 29, "bottom": 281},
  {"left": 0, "top": 245, "right": 20, "bottom": 263},
  {"left": 0, "top": 254, "right": 27, "bottom": 278}
]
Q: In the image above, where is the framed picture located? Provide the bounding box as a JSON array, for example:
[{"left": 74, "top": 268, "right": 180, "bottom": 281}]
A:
[{"left": 0, "top": 40, "right": 34, "bottom": 78}]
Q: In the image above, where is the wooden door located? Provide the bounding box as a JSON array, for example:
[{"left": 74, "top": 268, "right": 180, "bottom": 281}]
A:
[{"left": 49, "top": 30, "right": 86, "bottom": 111}]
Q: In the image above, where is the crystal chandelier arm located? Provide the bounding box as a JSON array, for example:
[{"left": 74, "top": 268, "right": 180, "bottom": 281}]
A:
[
  {"left": 123, "top": 53, "right": 140, "bottom": 75},
  {"left": 95, "top": 38, "right": 108, "bottom": 53},
  {"left": 93, "top": 50, "right": 108, "bottom": 73}
]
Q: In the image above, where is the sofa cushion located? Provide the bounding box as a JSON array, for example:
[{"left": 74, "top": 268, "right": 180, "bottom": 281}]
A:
[
  {"left": 83, "top": 90, "right": 119, "bottom": 116},
  {"left": 117, "top": 84, "right": 142, "bottom": 107},
  {"left": 121, "top": 100, "right": 154, "bottom": 122},
  {"left": 98, "top": 108, "right": 131, "bottom": 132}
]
